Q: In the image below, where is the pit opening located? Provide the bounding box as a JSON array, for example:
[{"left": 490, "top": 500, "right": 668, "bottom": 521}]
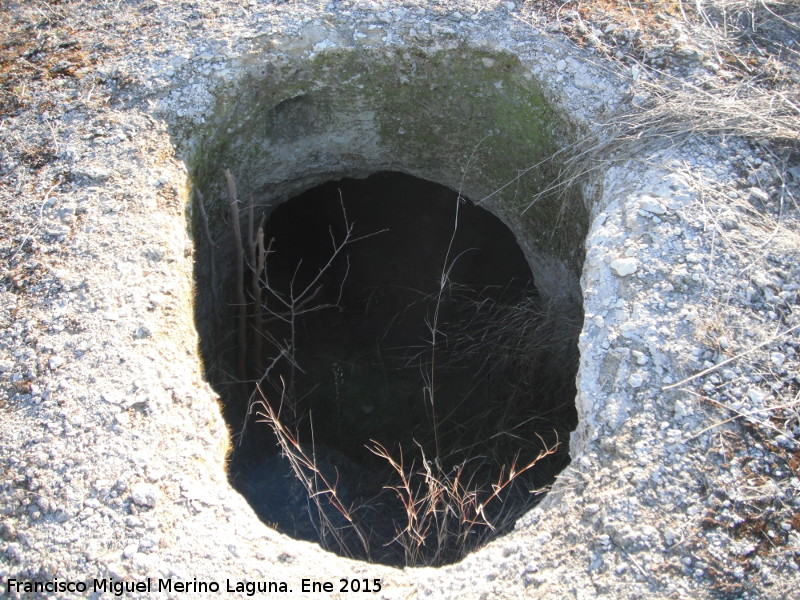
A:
[
  {"left": 201, "top": 172, "right": 580, "bottom": 566},
  {"left": 187, "top": 44, "right": 589, "bottom": 567}
]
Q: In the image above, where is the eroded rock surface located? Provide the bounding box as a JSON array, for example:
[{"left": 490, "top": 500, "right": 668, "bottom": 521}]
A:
[{"left": 1, "top": 1, "right": 798, "bottom": 599}]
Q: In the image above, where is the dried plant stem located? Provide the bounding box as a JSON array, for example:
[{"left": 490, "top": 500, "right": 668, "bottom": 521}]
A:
[
  {"left": 253, "top": 385, "right": 370, "bottom": 560},
  {"left": 246, "top": 192, "right": 267, "bottom": 375},
  {"left": 368, "top": 436, "right": 558, "bottom": 566},
  {"left": 663, "top": 322, "right": 800, "bottom": 390},
  {"left": 225, "top": 168, "right": 247, "bottom": 381},
  {"left": 252, "top": 219, "right": 266, "bottom": 375}
]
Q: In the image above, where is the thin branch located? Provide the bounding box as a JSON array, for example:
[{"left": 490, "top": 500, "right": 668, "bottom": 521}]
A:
[{"left": 225, "top": 168, "right": 247, "bottom": 381}]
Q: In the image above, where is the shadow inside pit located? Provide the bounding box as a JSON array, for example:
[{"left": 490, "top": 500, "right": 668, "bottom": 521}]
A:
[{"left": 201, "top": 172, "right": 581, "bottom": 566}]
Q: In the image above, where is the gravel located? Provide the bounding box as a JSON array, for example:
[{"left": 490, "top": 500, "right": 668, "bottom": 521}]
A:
[{"left": 1, "top": 1, "right": 798, "bottom": 599}]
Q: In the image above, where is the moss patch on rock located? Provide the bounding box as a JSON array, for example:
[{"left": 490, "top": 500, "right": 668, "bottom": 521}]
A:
[{"left": 188, "top": 43, "right": 586, "bottom": 320}]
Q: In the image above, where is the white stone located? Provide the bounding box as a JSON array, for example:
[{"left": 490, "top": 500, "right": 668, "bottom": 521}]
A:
[
  {"left": 101, "top": 392, "right": 125, "bottom": 405},
  {"left": 149, "top": 292, "right": 167, "bottom": 307},
  {"left": 313, "top": 40, "right": 334, "bottom": 52},
  {"left": 685, "top": 253, "right": 703, "bottom": 264},
  {"left": 770, "top": 352, "right": 786, "bottom": 366},
  {"left": 639, "top": 197, "right": 666, "bottom": 215},
  {"left": 610, "top": 257, "right": 638, "bottom": 276},
  {"left": 130, "top": 482, "right": 160, "bottom": 508}
]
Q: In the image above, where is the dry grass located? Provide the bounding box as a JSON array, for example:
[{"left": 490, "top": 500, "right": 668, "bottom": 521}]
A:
[
  {"left": 249, "top": 378, "right": 561, "bottom": 566},
  {"left": 368, "top": 438, "right": 558, "bottom": 567},
  {"left": 217, "top": 168, "right": 571, "bottom": 565},
  {"left": 252, "top": 391, "right": 371, "bottom": 561},
  {"left": 504, "top": 1, "right": 800, "bottom": 226},
  {"left": 511, "top": 3, "right": 800, "bottom": 586},
  {"left": 202, "top": 0, "right": 799, "bottom": 573},
  {"left": 0, "top": 2, "right": 100, "bottom": 118}
]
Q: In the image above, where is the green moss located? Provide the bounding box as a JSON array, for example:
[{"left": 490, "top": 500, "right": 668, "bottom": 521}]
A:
[{"left": 188, "top": 43, "right": 585, "bottom": 277}]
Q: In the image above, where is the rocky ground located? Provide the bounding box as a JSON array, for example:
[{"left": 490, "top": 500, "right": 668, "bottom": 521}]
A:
[{"left": 1, "top": 1, "right": 798, "bottom": 599}]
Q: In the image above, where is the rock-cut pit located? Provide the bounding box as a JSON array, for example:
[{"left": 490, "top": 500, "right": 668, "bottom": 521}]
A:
[{"left": 187, "top": 45, "right": 588, "bottom": 567}]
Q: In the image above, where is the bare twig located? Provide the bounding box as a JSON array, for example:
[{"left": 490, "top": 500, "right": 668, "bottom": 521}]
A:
[
  {"left": 253, "top": 385, "right": 370, "bottom": 559},
  {"left": 368, "top": 436, "right": 558, "bottom": 566},
  {"left": 252, "top": 218, "right": 267, "bottom": 374},
  {"left": 225, "top": 168, "right": 247, "bottom": 381}
]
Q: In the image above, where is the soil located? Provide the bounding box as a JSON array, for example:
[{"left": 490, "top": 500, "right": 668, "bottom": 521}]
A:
[{"left": 1, "top": 1, "right": 798, "bottom": 599}]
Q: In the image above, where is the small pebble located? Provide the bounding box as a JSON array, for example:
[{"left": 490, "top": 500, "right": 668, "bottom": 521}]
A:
[
  {"left": 770, "top": 352, "right": 786, "bottom": 366},
  {"left": 130, "top": 482, "right": 160, "bottom": 509},
  {"left": 610, "top": 257, "right": 638, "bottom": 276}
]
